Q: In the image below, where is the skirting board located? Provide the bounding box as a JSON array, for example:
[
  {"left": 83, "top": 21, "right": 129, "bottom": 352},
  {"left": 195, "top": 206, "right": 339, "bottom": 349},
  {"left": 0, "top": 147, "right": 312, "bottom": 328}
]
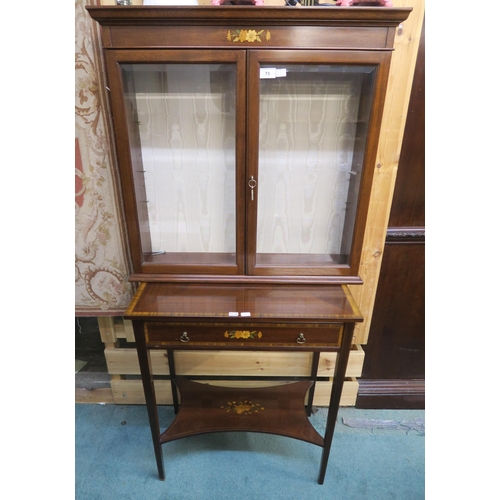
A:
[{"left": 356, "top": 379, "right": 424, "bottom": 409}]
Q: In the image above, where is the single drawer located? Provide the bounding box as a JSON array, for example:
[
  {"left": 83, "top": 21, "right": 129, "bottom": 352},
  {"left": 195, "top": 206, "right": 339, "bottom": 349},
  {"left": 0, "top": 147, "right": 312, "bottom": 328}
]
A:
[{"left": 144, "top": 322, "right": 343, "bottom": 348}]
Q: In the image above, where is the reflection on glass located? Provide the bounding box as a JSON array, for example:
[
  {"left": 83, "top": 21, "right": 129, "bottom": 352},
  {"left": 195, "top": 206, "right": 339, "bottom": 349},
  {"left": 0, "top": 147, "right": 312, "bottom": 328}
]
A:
[
  {"left": 121, "top": 64, "right": 237, "bottom": 265},
  {"left": 256, "top": 65, "right": 376, "bottom": 267}
]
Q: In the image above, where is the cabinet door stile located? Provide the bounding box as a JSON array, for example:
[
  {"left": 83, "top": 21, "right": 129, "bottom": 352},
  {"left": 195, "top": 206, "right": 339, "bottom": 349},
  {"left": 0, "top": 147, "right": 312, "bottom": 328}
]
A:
[
  {"left": 105, "top": 52, "right": 149, "bottom": 273},
  {"left": 245, "top": 51, "right": 262, "bottom": 275},
  {"left": 234, "top": 49, "right": 248, "bottom": 276},
  {"left": 345, "top": 50, "right": 393, "bottom": 276}
]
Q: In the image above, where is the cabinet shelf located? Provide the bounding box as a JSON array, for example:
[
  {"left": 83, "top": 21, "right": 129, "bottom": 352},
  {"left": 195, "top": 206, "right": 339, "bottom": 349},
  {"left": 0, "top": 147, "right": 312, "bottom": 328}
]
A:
[{"left": 160, "top": 379, "right": 324, "bottom": 447}]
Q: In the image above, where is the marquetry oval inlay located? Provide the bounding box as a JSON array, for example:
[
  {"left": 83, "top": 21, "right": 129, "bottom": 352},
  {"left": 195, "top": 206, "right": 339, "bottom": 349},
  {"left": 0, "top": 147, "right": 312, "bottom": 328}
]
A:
[
  {"left": 221, "top": 400, "right": 265, "bottom": 415},
  {"left": 224, "top": 330, "right": 263, "bottom": 339},
  {"left": 227, "top": 29, "right": 271, "bottom": 43}
]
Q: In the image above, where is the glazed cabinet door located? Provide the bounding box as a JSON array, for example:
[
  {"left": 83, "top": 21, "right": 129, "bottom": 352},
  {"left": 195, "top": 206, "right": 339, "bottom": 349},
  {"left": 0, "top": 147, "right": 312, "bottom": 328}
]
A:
[
  {"left": 104, "top": 47, "right": 391, "bottom": 281},
  {"left": 246, "top": 50, "right": 391, "bottom": 278},
  {"left": 104, "top": 50, "right": 247, "bottom": 276}
]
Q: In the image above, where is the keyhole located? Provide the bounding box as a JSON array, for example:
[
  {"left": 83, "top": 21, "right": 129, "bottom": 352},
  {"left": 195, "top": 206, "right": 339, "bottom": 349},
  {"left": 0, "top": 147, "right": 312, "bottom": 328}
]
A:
[{"left": 248, "top": 176, "right": 257, "bottom": 201}]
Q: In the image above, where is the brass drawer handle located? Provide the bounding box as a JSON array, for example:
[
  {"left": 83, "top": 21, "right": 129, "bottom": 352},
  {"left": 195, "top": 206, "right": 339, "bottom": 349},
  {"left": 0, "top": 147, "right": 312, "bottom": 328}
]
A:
[
  {"left": 180, "top": 332, "right": 190, "bottom": 343},
  {"left": 296, "top": 333, "right": 306, "bottom": 344}
]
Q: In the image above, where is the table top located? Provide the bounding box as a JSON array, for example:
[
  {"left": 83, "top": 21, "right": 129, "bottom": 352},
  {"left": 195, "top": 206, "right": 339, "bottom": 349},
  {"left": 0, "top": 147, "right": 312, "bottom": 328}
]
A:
[{"left": 125, "top": 283, "right": 362, "bottom": 323}]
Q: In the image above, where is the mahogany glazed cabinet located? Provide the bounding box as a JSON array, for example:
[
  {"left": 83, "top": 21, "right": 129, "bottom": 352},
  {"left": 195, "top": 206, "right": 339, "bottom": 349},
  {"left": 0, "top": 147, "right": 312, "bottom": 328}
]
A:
[{"left": 86, "top": 5, "right": 411, "bottom": 484}]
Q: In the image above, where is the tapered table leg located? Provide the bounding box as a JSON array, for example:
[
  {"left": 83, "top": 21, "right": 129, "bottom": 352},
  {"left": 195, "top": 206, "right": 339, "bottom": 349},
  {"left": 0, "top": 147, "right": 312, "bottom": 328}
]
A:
[
  {"left": 133, "top": 320, "right": 165, "bottom": 480},
  {"left": 317, "top": 322, "right": 355, "bottom": 484},
  {"left": 167, "top": 350, "right": 179, "bottom": 414},
  {"left": 306, "top": 351, "right": 320, "bottom": 417}
]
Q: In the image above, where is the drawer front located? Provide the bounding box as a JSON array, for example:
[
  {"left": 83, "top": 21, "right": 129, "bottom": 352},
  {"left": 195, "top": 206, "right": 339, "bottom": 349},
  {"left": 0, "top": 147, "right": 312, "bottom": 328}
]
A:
[{"left": 144, "top": 322, "right": 343, "bottom": 348}]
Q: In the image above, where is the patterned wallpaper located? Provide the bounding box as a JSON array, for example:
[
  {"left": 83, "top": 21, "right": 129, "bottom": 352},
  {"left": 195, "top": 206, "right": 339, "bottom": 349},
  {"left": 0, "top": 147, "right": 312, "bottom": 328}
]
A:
[{"left": 75, "top": 0, "right": 134, "bottom": 315}]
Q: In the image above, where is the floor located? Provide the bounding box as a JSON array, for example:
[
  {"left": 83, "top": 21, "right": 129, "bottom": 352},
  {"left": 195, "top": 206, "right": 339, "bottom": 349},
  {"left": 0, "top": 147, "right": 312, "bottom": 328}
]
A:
[{"left": 76, "top": 403, "right": 425, "bottom": 500}]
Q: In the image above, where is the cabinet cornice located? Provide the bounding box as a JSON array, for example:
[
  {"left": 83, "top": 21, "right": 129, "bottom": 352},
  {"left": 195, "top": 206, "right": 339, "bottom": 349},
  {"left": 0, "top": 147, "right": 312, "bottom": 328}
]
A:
[{"left": 86, "top": 6, "right": 412, "bottom": 28}]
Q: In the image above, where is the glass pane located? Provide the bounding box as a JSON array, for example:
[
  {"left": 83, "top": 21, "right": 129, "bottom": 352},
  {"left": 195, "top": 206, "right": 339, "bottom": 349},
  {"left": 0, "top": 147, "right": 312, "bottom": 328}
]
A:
[
  {"left": 121, "top": 64, "right": 237, "bottom": 266},
  {"left": 256, "top": 64, "right": 376, "bottom": 267}
]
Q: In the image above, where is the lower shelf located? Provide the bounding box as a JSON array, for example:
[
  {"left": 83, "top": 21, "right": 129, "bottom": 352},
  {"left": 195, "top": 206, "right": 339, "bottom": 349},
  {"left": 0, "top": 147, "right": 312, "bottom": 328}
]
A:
[{"left": 160, "top": 379, "right": 324, "bottom": 447}]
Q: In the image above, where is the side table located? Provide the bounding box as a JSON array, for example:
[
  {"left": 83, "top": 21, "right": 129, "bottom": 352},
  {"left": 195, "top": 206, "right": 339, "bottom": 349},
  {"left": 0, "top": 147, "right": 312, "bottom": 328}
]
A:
[{"left": 124, "top": 282, "right": 362, "bottom": 484}]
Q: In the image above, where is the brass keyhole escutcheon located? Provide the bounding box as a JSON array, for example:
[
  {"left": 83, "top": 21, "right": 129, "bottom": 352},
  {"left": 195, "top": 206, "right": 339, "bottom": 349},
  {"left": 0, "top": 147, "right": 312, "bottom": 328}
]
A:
[{"left": 248, "top": 176, "right": 257, "bottom": 201}]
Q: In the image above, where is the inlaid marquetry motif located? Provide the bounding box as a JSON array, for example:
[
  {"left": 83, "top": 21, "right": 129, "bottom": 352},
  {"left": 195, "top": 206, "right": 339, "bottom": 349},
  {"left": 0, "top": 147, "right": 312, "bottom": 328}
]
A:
[
  {"left": 224, "top": 330, "right": 263, "bottom": 339},
  {"left": 227, "top": 29, "right": 271, "bottom": 43},
  {"left": 221, "top": 400, "right": 265, "bottom": 415}
]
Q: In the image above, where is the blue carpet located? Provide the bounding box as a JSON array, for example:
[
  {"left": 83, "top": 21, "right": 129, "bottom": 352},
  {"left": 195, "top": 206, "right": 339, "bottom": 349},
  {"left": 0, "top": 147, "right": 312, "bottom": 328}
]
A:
[{"left": 75, "top": 404, "right": 424, "bottom": 500}]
